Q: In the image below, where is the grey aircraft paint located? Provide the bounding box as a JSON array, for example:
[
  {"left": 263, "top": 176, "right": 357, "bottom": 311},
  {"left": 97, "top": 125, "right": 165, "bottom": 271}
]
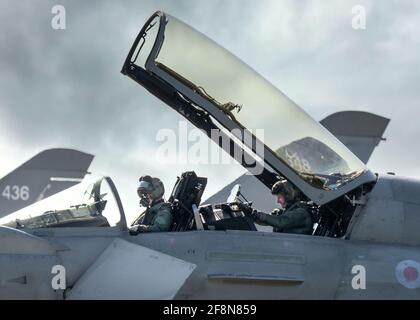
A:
[{"left": 1, "top": 12, "right": 420, "bottom": 300}]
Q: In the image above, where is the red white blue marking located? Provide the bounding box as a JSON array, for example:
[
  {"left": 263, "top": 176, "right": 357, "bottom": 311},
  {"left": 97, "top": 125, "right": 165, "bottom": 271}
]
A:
[{"left": 395, "top": 260, "right": 420, "bottom": 289}]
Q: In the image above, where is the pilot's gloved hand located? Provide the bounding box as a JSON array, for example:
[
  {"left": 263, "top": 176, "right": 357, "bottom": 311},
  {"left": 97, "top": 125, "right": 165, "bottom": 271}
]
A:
[
  {"left": 271, "top": 208, "right": 283, "bottom": 216},
  {"left": 129, "top": 225, "right": 140, "bottom": 235},
  {"left": 137, "top": 225, "right": 149, "bottom": 233},
  {"left": 251, "top": 211, "right": 265, "bottom": 222},
  {"left": 129, "top": 224, "right": 149, "bottom": 235},
  {"left": 237, "top": 202, "right": 253, "bottom": 216}
]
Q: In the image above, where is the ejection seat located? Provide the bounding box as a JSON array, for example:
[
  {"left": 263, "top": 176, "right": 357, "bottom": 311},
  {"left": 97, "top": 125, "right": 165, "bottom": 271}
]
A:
[{"left": 168, "top": 171, "right": 207, "bottom": 231}]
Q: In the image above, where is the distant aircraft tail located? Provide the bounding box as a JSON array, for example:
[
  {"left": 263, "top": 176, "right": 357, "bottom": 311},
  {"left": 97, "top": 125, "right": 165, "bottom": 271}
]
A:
[
  {"left": 320, "top": 111, "right": 390, "bottom": 164},
  {"left": 0, "top": 148, "right": 94, "bottom": 219}
]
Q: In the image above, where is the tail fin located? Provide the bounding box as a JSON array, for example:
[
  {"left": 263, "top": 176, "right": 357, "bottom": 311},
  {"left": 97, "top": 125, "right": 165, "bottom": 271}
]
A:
[
  {"left": 320, "top": 111, "right": 390, "bottom": 164},
  {"left": 0, "top": 148, "right": 94, "bottom": 219}
]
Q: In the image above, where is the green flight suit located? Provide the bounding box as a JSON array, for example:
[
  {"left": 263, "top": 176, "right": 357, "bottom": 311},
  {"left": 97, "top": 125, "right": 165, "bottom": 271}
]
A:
[
  {"left": 138, "top": 200, "right": 173, "bottom": 232},
  {"left": 256, "top": 202, "right": 313, "bottom": 235}
]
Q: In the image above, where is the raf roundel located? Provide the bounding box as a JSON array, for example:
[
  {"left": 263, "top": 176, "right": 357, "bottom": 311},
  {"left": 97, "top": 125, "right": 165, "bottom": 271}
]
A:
[{"left": 395, "top": 260, "right": 420, "bottom": 289}]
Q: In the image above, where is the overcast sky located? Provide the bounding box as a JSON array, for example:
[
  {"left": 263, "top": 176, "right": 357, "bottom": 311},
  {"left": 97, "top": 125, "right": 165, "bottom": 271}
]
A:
[{"left": 1, "top": 0, "right": 419, "bottom": 223}]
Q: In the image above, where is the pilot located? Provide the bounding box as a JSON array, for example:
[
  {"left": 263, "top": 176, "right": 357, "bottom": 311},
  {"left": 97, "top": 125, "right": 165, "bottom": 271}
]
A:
[
  {"left": 129, "top": 175, "right": 173, "bottom": 235},
  {"left": 245, "top": 180, "right": 313, "bottom": 235}
]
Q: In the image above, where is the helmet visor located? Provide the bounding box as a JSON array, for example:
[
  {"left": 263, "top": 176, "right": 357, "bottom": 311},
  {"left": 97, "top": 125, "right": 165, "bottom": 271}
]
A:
[{"left": 137, "top": 181, "right": 153, "bottom": 196}]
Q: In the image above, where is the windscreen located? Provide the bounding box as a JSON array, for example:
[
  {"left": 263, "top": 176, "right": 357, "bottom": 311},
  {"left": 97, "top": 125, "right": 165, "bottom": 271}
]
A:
[
  {"left": 151, "top": 14, "right": 366, "bottom": 190},
  {"left": 0, "top": 176, "right": 122, "bottom": 229}
]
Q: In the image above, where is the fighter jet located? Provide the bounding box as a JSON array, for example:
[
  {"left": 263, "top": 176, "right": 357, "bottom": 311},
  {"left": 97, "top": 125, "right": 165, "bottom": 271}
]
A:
[{"left": 1, "top": 11, "right": 420, "bottom": 299}]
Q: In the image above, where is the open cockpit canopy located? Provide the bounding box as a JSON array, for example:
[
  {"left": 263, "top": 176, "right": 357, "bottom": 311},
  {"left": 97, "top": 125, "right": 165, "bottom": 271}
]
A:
[{"left": 122, "top": 11, "right": 376, "bottom": 205}]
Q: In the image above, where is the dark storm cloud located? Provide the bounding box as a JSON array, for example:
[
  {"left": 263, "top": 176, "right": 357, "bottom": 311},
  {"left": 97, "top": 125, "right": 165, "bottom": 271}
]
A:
[
  {"left": 0, "top": 1, "right": 187, "bottom": 163},
  {"left": 0, "top": 0, "right": 164, "bottom": 147},
  {"left": 0, "top": 0, "right": 252, "bottom": 220}
]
